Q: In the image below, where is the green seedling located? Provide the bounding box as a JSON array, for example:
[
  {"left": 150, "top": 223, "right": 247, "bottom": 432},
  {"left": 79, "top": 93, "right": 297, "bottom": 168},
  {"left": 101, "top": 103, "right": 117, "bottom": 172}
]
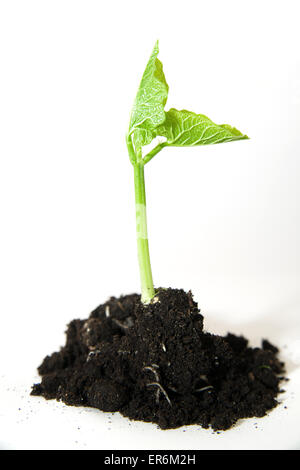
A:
[{"left": 126, "top": 41, "right": 248, "bottom": 304}]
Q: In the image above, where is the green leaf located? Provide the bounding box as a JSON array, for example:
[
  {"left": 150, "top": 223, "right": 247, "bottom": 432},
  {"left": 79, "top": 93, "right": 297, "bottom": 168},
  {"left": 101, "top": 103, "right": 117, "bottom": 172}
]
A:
[
  {"left": 128, "top": 41, "right": 169, "bottom": 151},
  {"left": 157, "top": 108, "right": 248, "bottom": 147}
]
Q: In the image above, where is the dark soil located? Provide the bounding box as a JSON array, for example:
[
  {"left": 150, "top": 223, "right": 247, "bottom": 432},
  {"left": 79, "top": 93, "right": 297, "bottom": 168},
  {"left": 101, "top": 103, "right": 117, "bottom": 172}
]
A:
[{"left": 31, "top": 288, "right": 286, "bottom": 431}]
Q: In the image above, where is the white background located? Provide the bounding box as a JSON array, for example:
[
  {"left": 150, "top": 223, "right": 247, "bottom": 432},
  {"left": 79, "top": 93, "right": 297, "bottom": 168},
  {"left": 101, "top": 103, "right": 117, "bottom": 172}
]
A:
[{"left": 0, "top": 0, "right": 299, "bottom": 450}]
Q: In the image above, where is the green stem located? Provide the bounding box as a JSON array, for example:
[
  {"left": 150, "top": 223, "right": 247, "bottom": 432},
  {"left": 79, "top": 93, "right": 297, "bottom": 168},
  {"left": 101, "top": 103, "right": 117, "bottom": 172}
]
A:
[
  {"left": 134, "top": 162, "right": 155, "bottom": 303},
  {"left": 126, "top": 134, "right": 136, "bottom": 164},
  {"left": 143, "top": 142, "right": 167, "bottom": 165}
]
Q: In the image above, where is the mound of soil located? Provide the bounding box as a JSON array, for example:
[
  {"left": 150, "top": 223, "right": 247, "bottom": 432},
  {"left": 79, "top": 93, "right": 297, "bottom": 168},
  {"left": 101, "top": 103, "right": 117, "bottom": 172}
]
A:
[{"left": 31, "top": 288, "right": 286, "bottom": 431}]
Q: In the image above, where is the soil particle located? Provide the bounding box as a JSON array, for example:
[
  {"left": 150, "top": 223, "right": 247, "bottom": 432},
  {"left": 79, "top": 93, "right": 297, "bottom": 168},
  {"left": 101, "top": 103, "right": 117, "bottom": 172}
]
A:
[{"left": 31, "top": 288, "right": 285, "bottom": 431}]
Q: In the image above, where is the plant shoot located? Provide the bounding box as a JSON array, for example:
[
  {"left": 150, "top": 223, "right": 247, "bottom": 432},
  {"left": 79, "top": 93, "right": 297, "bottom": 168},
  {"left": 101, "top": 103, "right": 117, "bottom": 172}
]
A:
[{"left": 127, "top": 41, "right": 248, "bottom": 304}]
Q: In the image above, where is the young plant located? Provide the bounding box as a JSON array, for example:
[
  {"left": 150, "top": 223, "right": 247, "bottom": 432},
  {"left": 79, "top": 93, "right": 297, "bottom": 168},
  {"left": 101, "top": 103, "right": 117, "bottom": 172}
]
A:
[{"left": 126, "top": 41, "right": 248, "bottom": 304}]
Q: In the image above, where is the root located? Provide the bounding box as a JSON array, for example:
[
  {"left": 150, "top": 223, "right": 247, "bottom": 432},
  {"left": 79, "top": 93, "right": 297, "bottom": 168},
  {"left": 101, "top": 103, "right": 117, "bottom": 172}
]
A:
[
  {"left": 195, "top": 385, "right": 213, "bottom": 393},
  {"left": 147, "top": 382, "right": 172, "bottom": 406},
  {"left": 143, "top": 365, "right": 172, "bottom": 406},
  {"left": 143, "top": 365, "right": 159, "bottom": 382}
]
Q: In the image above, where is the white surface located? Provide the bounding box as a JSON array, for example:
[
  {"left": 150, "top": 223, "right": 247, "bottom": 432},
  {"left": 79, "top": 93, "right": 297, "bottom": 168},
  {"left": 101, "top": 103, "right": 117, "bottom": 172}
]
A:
[
  {"left": 1, "top": 277, "right": 300, "bottom": 451},
  {"left": 0, "top": 0, "right": 300, "bottom": 450}
]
